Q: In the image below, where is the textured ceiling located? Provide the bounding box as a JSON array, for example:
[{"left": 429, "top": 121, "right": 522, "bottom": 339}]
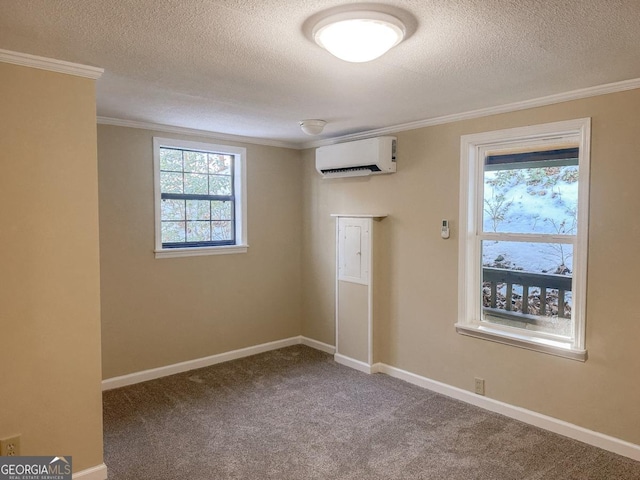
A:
[{"left": 2, "top": 0, "right": 640, "bottom": 147}]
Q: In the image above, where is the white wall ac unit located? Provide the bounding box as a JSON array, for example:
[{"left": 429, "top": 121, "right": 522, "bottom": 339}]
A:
[{"left": 315, "top": 136, "right": 397, "bottom": 178}]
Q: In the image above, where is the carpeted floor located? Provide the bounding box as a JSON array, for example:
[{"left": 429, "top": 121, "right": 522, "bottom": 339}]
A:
[{"left": 103, "top": 345, "right": 640, "bottom": 479}]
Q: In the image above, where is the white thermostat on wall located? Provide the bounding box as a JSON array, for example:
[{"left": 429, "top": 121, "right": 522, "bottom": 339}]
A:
[{"left": 441, "top": 219, "right": 450, "bottom": 239}]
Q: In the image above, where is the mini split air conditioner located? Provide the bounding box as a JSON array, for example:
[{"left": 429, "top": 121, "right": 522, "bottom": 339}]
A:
[{"left": 315, "top": 136, "right": 397, "bottom": 178}]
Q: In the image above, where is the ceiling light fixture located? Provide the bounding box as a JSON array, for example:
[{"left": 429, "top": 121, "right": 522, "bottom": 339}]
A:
[
  {"left": 299, "top": 119, "right": 327, "bottom": 135},
  {"left": 313, "top": 11, "right": 406, "bottom": 63}
]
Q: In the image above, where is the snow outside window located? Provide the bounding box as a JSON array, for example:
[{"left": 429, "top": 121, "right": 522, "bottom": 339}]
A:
[
  {"left": 457, "top": 119, "right": 591, "bottom": 361},
  {"left": 153, "top": 137, "right": 248, "bottom": 259}
]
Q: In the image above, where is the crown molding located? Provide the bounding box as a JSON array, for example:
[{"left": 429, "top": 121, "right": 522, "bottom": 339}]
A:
[
  {"left": 0, "top": 49, "right": 103, "bottom": 79},
  {"left": 99, "top": 76, "right": 640, "bottom": 151},
  {"left": 301, "top": 77, "right": 640, "bottom": 149},
  {"left": 97, "top": 116, "right": 299, "bottom": 149}
]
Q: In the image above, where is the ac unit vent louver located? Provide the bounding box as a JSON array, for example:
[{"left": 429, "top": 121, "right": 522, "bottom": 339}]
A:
[{"left": 316, "top": 136, "right": 396, "bottom": 178}]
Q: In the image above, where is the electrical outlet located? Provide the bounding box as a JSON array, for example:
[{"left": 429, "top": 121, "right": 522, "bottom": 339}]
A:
[
  {"left": 1, "top": 435, "right": 21, "bottom": 456},
  {"left": 474, "top": 377, "right": 485, "bottom": 396}
]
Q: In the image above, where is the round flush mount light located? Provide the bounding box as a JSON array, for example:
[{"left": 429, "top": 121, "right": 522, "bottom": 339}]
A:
[
  {"left": 299, "top": 119, "right": 327, "bottom": 135},
  {"left": 313, "top": 11, "right": 406, "bottom": 63}
]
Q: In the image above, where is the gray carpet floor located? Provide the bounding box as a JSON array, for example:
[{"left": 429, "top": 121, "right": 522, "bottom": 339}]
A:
[{"left": 103, "top": 345, "right": 640, "bottom": 479}]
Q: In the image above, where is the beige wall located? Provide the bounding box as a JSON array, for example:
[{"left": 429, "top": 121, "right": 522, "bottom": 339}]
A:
[
  {"left": 98, "top": 125, "right": 302, "bottom": 378},
  {"left": 0, "top": 63, "right": 104, "bottom": 471},
  {"left": 301, "top": 89, "right": 640, "bottom": 445}
]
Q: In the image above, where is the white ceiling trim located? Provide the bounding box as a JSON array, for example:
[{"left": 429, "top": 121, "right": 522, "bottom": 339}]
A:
[
  {"left": 98, "top": 76, "right": 640, "bottom": 151},
  {"left": 0, "top": 48, "right": 103, "bottom": 79},
  {"left": 96, "top": 117, "right": 299, "bottom": 149},
  {"left": 301, "top": 77, "right": 640, "bottom": 149}
]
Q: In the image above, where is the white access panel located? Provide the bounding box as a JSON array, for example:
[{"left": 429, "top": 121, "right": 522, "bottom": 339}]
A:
[
  {"left": 333, "top": 214, "right": 387, "bottom": 371},
  {"left": 338, "top": 217, "right": 370, "bottom": 285}
]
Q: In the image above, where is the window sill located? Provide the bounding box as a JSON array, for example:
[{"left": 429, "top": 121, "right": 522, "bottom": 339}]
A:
[
  {"left": 155, "top": 244, "right": 248, "bottom": 259},
  {"left": 455, "top": 323, "right": 587, "bottom": 361}
]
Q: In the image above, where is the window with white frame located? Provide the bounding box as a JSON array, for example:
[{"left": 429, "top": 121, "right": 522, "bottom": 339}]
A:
[
  {"left": 457, "top": 118, "right": 590, "bottom": 360},
  {"left": 153, "top": 137, "right": 247, "bottom": 258}
]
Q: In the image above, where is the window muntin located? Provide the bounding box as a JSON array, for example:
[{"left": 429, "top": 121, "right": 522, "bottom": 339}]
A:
[
  {"left": 457, "top": 119, "right": 590, "bottom": 360},
  {"left": 153, "top": 138, "right": 247, "bottom": 258}
]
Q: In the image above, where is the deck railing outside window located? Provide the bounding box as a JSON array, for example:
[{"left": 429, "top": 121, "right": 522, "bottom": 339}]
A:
[{"left": 482, "top": 267, "right": 572, "bottom": 321}]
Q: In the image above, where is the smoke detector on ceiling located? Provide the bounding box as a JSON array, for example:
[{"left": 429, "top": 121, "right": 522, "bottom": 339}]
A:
[{"left": 299, "top": 119, "right": 327, "bottom": 135}]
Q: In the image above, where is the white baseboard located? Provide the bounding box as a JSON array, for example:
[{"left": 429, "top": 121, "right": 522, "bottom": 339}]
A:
[
  {"left": 73, "top": 463, "right": 108, "bottom": 480},
  {"left": 376, "top": 363, "right": 640, "bottom": 462},
  {"left": 102, "top": 336, "right": 301, "bottom": 390},
  {"left": 300, "top": 336, "right": 336, "bottom": 354},
  {"left": 334, "top": 353, "right": 374, "bottom": 374}
]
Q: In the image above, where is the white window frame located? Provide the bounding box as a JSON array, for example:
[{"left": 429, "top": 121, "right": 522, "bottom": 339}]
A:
[
  {"left": 153, "top": 137, "right": 248, "bottom": 259},
  {"left": 457, "top": 118, "right": 591, "bottom": 361}
]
